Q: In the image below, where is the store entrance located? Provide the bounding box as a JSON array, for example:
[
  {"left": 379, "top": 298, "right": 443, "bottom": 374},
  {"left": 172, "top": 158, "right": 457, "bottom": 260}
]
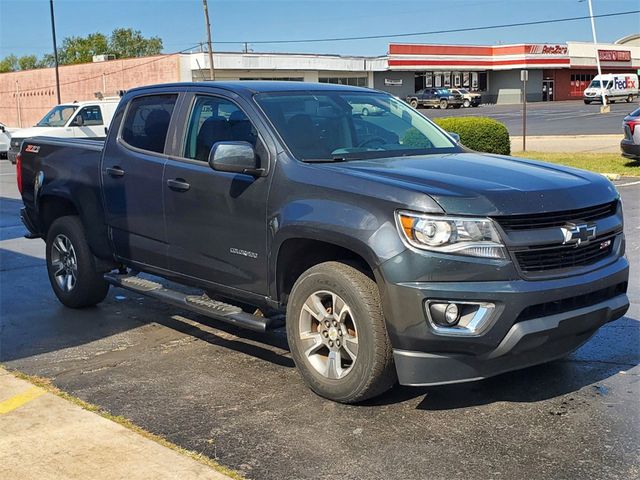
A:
[{"left": 542, "top": 80, "right": 554, "bottom": 101}]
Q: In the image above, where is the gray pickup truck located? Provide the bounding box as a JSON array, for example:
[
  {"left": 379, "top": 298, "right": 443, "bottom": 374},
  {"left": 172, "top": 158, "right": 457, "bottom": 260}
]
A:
[{"left": 17, "top": 82, "right": 629, "bottom": 403}]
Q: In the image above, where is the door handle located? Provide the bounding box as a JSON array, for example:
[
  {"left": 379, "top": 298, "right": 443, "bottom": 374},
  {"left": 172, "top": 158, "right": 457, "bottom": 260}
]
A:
[
  {"left": 106, "top": 166, "right": 125, "bottom": 178},
  {"left": 167, "top": 178, "right": 190, "bottom": 192}
]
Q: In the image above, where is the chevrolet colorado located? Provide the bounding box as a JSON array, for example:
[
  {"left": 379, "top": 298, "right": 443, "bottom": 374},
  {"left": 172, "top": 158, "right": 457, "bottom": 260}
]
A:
[{"left": 17, "top": 82, "right": 629, "bottom": 403}]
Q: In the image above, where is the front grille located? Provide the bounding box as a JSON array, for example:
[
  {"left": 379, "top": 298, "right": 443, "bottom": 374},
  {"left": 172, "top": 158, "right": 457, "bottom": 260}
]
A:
[
  {"left": 514, "top": 234, "right": 616, "bottom": 273},
  {"left": 517, "top": 282, "right": 627, "bottom": 322},
  {"left": 495, "top": 201, "right": 618, "bottom": 231}
]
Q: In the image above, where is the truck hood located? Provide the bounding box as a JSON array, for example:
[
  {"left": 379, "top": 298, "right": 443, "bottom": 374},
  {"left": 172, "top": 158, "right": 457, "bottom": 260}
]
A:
[
  {"left": 324, "top": 152, "right": 618, "bottom": 216},
  {"left": 10, "top": 126, "right": 68, "bottom": 139}
]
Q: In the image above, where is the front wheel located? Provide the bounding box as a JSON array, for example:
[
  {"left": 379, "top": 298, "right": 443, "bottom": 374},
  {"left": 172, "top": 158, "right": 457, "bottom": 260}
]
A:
[
  {"left": 439, "top": 99, "right": 448, "bottom": 109},
  {"left": 463, "top": 99, "right": 470, "bottom": 108},
  {"left": 286, "top": 262, "right": 396, "bottom": 403},
  {"left": 46, "top": 216, "right": 109, "bottom": 308},
  {"left": 627, "top": 95, "right": 633, "bottom": 103},
  {"left": 409, "top": 99, "right": 418, "bottom": 108}
]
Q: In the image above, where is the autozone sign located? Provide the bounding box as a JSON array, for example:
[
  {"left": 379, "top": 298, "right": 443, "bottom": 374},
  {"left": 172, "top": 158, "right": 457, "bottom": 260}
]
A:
[
  {"left": 598, "top": 50, "right": 631, "bottom": 62},
  {"left": 529, "top": 44, "right": 568, "bottom": 55}
]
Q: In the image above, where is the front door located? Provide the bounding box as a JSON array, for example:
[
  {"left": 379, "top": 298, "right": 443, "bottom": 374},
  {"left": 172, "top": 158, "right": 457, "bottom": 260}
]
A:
[
  {"left": 70, "top": 105, "right": 106, "bottom": 139},
  {"left": 162, "top": 93, "right": 271, "bottom": 295},
  {"left": 102, "top": 92, "right": 180, "bottom": 269},
  {"left": 542, "top": 80, "right": 554, "bottom": 101}
]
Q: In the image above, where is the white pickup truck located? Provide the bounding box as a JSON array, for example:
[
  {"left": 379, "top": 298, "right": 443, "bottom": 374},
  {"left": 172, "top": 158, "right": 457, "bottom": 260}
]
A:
[
  {"left": 583, "top": 73, "right": 638, "bottom": 104},
  {"left": 7, "top": 98, "right": 119, "bottom": 164}
]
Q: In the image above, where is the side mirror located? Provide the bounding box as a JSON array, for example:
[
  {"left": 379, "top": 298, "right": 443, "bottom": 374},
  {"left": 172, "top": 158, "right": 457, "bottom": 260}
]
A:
[
  {"left": 448, "top": 132, "right": 461, "bottom": 143},
  {"left": 71, "top": 115, "right": 84, "bottom": 127},
  {"left": 0, "top": 125, "right": 5, "bottom": 132},
  {"left": 208, "top": 141, "right": 264, "bottom": 176}
]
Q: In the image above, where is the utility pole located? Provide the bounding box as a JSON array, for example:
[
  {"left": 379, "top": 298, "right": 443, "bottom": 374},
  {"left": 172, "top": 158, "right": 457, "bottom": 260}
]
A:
[
  {"left": 585, "top": 0, "right": 608, "bottom": 112},
  {"left": 202, "top": 0, "right": 215, "bottom": 81},
  {"left": 521, "top": 70, "right": 528, "bottom": 152},
  {"left": 49, "top": 0, "right": 61, "bottom": 103}
]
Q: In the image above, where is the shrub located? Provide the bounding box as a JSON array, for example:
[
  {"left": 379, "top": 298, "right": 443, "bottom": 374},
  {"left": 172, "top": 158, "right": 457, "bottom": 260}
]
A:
[{"left": 433, "top": 117, "right": 511, "bottom": 155}]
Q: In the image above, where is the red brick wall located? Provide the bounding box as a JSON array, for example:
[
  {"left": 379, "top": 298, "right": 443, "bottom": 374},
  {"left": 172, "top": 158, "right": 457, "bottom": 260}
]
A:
[{"left": 0, "top": 55, "right": 181, "bottom": 127}]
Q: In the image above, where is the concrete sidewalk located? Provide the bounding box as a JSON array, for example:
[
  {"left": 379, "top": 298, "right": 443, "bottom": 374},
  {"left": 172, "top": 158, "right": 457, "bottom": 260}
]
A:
[
  {"left": 0, "top": 368, "right": 234, "bottom": 480},
  {"left": 510, "top": 134, "right": 622, "bottom": 153}
]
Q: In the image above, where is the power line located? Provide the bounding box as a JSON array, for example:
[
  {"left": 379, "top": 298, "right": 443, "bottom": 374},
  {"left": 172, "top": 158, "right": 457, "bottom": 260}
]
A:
[{"left": 212, "top": 10, "right": 640, "bottom": 44}]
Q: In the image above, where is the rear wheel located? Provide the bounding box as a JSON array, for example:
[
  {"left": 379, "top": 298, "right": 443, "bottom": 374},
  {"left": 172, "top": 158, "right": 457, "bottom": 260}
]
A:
[
  {"left": 46, "top": 216, "right": 109, "bottom": 308},
  {"left": 286, "top": 262, "right": 396, "bottom": 403},
  {"left": 439, "top": 99, "right": 448, "bottom": 109},
  {"left": 463, "top": 99, "right": 470, "bottom": 108},
  {"left": 361, "top": 107, "right": 370, "bottom": 116},
  {"left": 584, "top": 100, "right": 591, "bottom": 104}
]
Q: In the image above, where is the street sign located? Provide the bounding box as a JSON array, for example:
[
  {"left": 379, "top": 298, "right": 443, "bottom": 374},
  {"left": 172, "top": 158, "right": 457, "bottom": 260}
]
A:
[{"left": 520, "top": 70, "right": 529, "bottom": 82}]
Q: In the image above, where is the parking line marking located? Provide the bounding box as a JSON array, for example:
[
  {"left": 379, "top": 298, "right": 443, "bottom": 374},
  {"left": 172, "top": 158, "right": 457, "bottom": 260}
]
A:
[
  {"left": 616, "top": 180, "right": 640, "bottom": 187},
  {"left": 0, "top": 386, "right": 45, "bottom": 414}
]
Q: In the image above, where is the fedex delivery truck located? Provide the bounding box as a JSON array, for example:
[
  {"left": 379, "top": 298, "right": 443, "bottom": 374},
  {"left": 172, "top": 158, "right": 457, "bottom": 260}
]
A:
[{"left": 583, "top": 73, "right": 638, "bottom": 104}]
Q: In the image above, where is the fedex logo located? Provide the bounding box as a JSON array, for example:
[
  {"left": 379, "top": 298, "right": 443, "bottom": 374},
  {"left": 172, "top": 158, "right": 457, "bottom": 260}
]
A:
[{"left": 614, "top": 77, "right": 637, "bottom": 90}]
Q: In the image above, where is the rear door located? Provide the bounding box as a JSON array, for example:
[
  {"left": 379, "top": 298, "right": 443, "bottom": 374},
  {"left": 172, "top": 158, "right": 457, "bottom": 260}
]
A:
[
  {"left": 162, "top": 90, "right": 273, "bottom": 294},
  {"left": 102, "top": 90, "right": 183, "bottom": 269}
]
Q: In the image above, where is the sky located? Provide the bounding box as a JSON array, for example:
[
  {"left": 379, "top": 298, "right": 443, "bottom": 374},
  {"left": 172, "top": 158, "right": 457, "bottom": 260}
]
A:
[{"left": 0, "top": 0, "right": 639, "bottom": 59}]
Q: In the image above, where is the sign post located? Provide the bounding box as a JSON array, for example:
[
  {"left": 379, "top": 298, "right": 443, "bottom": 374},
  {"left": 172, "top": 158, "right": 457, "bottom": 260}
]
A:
[{"left": 521, "top": 69, "right": 528, "bottom": 152}]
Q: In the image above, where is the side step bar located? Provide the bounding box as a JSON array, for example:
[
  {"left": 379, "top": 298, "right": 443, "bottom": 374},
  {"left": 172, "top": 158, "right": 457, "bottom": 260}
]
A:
[{"left": 104, "top": 273, "right": 280, "bottom": 332}]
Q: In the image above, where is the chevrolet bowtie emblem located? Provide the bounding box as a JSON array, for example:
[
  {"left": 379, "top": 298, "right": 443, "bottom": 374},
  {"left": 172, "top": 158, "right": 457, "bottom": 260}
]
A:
[{"left": 560, "top": 223, "right": 597, "bottom": 246}]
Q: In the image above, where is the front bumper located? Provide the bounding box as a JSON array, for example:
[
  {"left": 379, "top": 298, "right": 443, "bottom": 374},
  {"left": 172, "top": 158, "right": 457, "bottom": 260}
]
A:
[
  {"left": 620, "top": 139, "right": 640, "bottom": 160},
  {"left": 380, "top": 255, "right": 629, "bottom": 386}
]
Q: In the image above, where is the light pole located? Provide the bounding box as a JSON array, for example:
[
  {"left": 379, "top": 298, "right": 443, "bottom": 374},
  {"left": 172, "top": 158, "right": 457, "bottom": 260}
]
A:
[
  {"left": 582, "top": 0, "right": 608, "bottom": 112},
  {"left": 49, "top": 0, "right": 61, "bottom": 104}
]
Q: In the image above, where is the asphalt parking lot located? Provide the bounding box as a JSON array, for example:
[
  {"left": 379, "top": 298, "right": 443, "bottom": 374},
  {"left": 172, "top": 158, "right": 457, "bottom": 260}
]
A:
[
  {"left": 1, "top": 159, "right": 638, "bottom": 480},
  {"left": 423, "top": 100, "right": 638, "bottom": 136}
]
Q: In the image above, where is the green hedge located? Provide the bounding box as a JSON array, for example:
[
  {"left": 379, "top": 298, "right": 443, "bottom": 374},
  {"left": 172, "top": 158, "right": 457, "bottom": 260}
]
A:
[{"left": 433, "top": 117, "right": 511, "bottom": 155}]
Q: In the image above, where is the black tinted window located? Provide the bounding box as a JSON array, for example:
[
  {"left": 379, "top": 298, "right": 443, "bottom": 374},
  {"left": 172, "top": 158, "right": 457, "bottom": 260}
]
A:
[
  {"left": 76, "top": 105, "right": 103, "bottom": 126},
  {"left": 121, "top": 94, "right": 178, "bottom": 154}
]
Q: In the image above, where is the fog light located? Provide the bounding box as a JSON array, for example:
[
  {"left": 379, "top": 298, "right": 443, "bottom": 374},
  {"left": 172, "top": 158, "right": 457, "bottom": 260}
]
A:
[
  {"left": 444, "top": 303, "right": 460, "bottom": 325},
  {"left": 426, "top": 300, "right": 496, "bottom": 336}
]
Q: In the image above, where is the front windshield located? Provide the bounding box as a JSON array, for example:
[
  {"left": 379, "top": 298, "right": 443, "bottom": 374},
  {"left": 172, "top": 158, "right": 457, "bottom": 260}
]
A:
[
  {"left": 36, "top": 105, "right": 78, "bottom": 127},
  {"left": 588, "top": 80, "right": 612, "bottom": 89},
  {"left": 255, "top": 91, "right": 458, "bottom": 161}
]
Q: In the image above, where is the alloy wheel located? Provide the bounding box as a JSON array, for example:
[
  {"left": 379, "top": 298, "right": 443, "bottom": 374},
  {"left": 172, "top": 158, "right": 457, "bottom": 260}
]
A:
[{"left": 50, "top": 234, "right": 78, "bottom": 292}]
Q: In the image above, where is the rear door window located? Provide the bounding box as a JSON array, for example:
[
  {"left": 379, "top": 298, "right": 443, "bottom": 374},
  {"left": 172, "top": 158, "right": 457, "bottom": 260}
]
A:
[{"left": 120, "top": 94, "right": 178, "bottom": 154}]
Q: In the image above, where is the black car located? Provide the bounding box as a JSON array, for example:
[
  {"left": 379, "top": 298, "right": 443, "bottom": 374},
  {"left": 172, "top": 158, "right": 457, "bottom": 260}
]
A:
[{"left": 621, "top": 106, "right": 640, "bottom": 160}]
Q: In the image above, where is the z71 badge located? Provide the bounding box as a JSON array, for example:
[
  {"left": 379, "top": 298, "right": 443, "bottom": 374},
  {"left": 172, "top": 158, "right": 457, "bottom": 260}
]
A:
[{"left": 24, "top": 145, "right": 40, "bottom": 153}]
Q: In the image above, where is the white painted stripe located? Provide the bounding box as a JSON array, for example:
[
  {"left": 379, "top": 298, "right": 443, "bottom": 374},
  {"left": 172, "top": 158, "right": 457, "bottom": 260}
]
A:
[{"left": 616, "top": 180, "right": 640, "bottom": 187}]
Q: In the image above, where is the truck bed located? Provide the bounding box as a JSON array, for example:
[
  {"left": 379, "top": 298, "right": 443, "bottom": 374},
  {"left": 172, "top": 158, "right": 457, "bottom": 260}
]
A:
[{"left": 19, "top": 136, "right": 112, "bottom": 258}]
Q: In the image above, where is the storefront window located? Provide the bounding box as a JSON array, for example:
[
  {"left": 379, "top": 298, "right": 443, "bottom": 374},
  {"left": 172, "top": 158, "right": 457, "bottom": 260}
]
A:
[
  {"left": 569, "top": 73, "right": 596, "bottom": 97},
  {"left": 414, "top": 71, "right": 487, "bottom": 92},
  {"left": 319, "top": 77, "right": 367, "bottom": 87}
]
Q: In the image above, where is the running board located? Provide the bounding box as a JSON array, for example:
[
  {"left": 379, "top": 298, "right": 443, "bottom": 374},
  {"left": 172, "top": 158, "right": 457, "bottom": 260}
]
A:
[{"left": 104, "top": 273, "right": 279, "bottom": 332}]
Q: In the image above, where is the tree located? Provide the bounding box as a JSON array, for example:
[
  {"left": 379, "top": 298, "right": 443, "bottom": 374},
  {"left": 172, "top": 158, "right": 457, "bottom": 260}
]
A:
[
  {"left": 108, "top": 28, "right": 163, "bottom": 59},
  {"left": 0, "top": 54, "right": 18, "bottom": 73},
  {"left": 58, "top": 32, "right": 109, "bottom": 65},
  {"left": 18, "top": 55, "right": 38, "bottom": 71},
  {"left": 0, "top": 28, "right": 163, "bottom": 72}
]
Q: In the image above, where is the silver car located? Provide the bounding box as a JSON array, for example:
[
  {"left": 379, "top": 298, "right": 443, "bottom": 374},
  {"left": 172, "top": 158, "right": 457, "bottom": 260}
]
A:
[{"left": 621, "top": 106, "right": 640, "bottom": 161}]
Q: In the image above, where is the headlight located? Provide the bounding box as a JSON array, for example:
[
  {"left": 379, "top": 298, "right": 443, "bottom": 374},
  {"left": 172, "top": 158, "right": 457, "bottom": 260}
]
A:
[{"left": 395, "top": 211, "right": 507, "bottom": 259}]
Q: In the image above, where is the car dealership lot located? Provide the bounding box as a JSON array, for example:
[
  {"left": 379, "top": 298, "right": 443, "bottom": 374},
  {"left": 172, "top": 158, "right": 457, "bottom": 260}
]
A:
[
  {"left": 424, "top": 100, "right": 638, "bottom": 136},
  {"left": 0, "top": 160, "right": 638, "bottom": 479}
]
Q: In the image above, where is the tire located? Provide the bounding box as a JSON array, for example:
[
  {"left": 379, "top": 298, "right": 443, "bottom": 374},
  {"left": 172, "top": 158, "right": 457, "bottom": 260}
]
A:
[
  {"left": 409, "top": 99, "right": 418, "bottom": 108},
  {"left": 626, "top": 95, "right": 633, "bottom": 103},
  {"left": 46, "top": 216, "right": 109, "bottom": 308},
  {"left": 463, "top": 99, "right": 470, "bottom": 108},
  {"left": 361, "top": 107, "right": 369, "bottom": 116},
  {"left": 584, "top": 100, "right": 591, "bottom": 105},
  {"left": 286, "top": 261, "right": 396, "bottom": 403},
  {"left": 453, "top": 104, "right": 462, "bottom": 109},
  {"left": 439, "top": 99, "right": 448, "bottom": 109}
]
